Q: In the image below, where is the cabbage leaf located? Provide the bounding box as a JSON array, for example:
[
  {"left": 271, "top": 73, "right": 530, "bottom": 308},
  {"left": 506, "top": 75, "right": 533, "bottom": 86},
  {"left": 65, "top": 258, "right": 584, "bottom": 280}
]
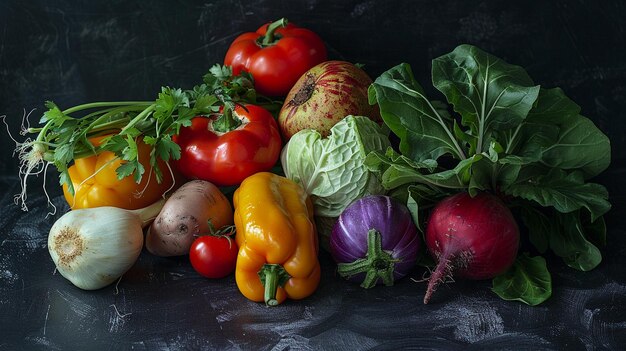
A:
[{"left": 281, "top": 115, "right": 391, "bottom": 218}]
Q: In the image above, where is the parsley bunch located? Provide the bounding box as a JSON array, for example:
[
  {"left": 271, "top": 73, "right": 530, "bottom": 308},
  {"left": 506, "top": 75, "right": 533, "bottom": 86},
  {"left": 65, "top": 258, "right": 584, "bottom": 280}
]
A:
[{"left": 14, "top": 64, "right": 282, "bottom": 211}]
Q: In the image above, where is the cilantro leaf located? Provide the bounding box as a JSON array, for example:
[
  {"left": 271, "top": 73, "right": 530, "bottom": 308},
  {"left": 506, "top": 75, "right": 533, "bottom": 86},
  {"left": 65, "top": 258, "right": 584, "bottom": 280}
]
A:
[
  {"left": 41, "top": 101, "right": 70, "bottom": 126},
  {"left": 143, "top": 135, "right": 158, "bottom": 146},
  {"left": 122, "top": 134, "right": 139, "bottom": 161},
  {"left": 57, "top": 164, "right": 75, "bottom": 196},
  {"left": 102, "top": 135, "right": 128, "bottom": 155},
  {"left": 116, "top": 159, "right": 145, "bottom": 183},
  {"left": 54, "top": 142, "right": 75, "bottom": 167},
  {"left": 208, "top": 64, "right": 232, "bottom": 81},
  {"left": 156, "top": 135, "right": 181, "bottom": 162}
]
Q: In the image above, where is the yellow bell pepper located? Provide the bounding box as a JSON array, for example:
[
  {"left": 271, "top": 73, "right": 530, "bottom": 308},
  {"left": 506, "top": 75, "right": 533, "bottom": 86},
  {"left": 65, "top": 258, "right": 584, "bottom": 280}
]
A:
[
  {"left": 233, "top": 172, "right": 320, "bottom": 306},
  {"left": 62, "top": 135, "right": 176, "bottom": 210}
]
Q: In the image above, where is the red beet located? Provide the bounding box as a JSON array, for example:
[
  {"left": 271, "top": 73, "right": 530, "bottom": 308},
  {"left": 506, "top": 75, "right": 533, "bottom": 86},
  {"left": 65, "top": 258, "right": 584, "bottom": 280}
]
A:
[{"left": 423, "top": 192, "right": 520, "bottom": 304}]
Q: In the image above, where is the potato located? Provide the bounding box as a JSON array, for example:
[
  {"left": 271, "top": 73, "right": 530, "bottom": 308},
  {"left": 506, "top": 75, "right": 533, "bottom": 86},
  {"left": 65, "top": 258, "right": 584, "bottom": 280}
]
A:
[{"left": 145, "top": 180, "right": 233, "bottom": 257}]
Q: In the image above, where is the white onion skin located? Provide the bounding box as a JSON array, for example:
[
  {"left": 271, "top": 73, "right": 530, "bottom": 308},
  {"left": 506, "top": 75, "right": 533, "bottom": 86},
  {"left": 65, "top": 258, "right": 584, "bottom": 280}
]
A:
[{"left": 47, "top": 204, "right": 156, "bottom": 290}]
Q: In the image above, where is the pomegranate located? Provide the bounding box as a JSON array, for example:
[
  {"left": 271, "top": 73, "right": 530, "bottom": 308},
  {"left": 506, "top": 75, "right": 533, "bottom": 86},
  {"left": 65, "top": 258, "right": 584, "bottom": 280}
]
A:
[{"left": 278, "top": 60, "right": 381, "bottom": 141}]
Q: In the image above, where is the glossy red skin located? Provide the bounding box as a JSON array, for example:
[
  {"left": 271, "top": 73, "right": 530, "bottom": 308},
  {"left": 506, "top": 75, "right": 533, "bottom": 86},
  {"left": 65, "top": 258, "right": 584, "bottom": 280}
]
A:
[
  {"left": 425, "top": 192, "right": 519, "bottom": 280},
  {"left": 224, "top": 22, "right": 327, "bottom": 97},
  {"left": 173, "top": 104, "right": 282, "bottom": 187},
  {"left": 189, "top": 235, "right": 238, "bottom": 279}
]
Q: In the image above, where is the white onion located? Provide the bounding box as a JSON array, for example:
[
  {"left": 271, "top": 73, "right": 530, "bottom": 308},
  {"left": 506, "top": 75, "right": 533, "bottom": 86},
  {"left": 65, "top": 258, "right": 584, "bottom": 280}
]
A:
[{"left": 47, "top": 200, "right": 164, "bottom": 290}]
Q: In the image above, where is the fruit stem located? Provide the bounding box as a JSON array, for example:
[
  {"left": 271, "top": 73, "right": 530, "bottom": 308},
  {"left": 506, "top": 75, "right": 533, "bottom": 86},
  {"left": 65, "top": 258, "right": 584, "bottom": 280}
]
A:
[
  {"left": 211, "top": 105, "right": 242, "bottom": 133},
  {"left": 336, "top": 229, "right": 397, "bottom": 289},
  {"left": 258, "top": 264, "right": 290, "bottom": 306},
  {"left": 260, "top": 18, "right": 288, "bottom": 46}
]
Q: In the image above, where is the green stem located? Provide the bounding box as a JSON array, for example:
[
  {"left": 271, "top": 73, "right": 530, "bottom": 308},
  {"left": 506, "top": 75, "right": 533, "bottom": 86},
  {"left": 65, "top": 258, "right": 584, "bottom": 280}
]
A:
[
  {"left": 336, "top": 229, "right": 398, "bottom": 289},
  {"left": 505, "top": 124, "right": 523, "bottom": 154},
  {"left": 42, "top": 151, "right": 56, "bottom": 163},
  {"left": 476, "top": 65, "right": 490, "bottom": 155},
  {"left": 211, "top": 104, "right": 242, "bottom": 133},
  {"left": 119, "top": 104, "right": 156, "bottom": 134},
  {"left": 31, "top": 141, "right": 58, "bottom": 148},
  {"left": 260, "top": 18, "right": 288, "bottom": 46},
  {"left": 491, "top": 163, "right": 499, "bottom": 193},
  {"left": 393, "top": 80, "right": 467, "bottom": 160},
  {"left": 258, "top": 264, "right": 291, "bottom": 306},
  {"left": 35, "top": 119, "right": 56, "bottom": 143},
  {"left": 77, "top": 106, "right": 129, "bottom": 121},
  {"left": 30, "top": 106, "right": 130, "bottom": 140},
  {"left": 83, "top": 106, "right": 145, "bottom": 135},
  {"left": 476, "top": 119, "right": 485, "bottom": 154},
  {"left": 61, "top": 101, "right": 152, "bottom": 115},
  {"left": 426, "top": 99, "right": 467, "bottom": 160},
  {"left": 70, "top": 148, "right": 102, "bottom": 160},
  {"left": 87, "top": 118, "right": 132, "bottom": 134},
  {"left": 133, "top": 197, "right": 167, "bottom": 228}
]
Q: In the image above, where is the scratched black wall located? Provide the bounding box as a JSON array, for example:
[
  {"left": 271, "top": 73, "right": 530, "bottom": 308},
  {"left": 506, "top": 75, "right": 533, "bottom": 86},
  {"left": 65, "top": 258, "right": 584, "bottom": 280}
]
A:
[
  {"left": 1, "top": 1, "right": 626, "bottom": 350},
  {"left": 1, "top": 0, "right": 625, "bottom": 177}
]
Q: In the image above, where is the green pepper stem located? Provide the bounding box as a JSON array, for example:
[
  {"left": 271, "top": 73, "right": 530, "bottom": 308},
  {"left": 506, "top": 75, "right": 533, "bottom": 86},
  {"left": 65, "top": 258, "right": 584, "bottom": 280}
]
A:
[
  {"left": 258, "top": 264, "right": 291, "bottom": 307},
  {"left": 211, "top": 105, "right": 242, "bottom": 133},
  {"left": 260, "top": 18, "right": 288, "bottom": 46},
  {"left": 336, "top": 229, "right": 399, "bottom": 289}
]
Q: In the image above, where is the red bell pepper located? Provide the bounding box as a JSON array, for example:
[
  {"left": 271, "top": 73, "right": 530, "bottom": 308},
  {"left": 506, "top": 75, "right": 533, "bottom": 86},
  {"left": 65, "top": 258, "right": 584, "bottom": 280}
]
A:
[
  {"left": 224, "top": 18, "right": 327, "bottom": 97},
  {"left": 173, "top": 104, "right": 282, "bottom": 187}
]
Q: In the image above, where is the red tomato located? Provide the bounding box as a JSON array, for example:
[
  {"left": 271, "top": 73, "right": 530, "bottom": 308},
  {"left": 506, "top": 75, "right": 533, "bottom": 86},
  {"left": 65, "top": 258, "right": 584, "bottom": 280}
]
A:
[
  {"left": 173, "top": 104, "right": 282, "bottom": 187},
  {"left": 189, "top": 235, "right": 238, "bottom": 279},
  {"left": 224, "top": 18, "right": 327, "bottom": 97}
]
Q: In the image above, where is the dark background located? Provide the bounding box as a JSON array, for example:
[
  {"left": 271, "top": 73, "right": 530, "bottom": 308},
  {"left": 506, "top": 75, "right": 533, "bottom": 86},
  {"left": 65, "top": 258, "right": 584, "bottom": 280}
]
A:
[{"left": 1, "top": 1, "right": 625, "bottom": 350}]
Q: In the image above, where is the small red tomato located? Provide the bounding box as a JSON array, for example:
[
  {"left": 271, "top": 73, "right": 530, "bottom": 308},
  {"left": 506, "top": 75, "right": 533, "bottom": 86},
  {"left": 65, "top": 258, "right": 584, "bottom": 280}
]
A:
[{"left": 189, "top": 235, "right": 238, "bottom": 279}]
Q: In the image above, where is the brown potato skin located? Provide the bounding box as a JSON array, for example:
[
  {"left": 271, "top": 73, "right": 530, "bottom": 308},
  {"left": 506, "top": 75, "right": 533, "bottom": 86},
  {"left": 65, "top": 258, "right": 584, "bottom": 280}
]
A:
[{"left": 145, "top": 180, "right": 233, "bottom": 257}]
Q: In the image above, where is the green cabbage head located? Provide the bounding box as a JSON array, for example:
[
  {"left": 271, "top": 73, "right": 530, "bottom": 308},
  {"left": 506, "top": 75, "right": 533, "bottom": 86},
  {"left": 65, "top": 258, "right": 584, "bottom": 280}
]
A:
[{"left": 281, "top": 115, "right": 391, "bottom": 246}]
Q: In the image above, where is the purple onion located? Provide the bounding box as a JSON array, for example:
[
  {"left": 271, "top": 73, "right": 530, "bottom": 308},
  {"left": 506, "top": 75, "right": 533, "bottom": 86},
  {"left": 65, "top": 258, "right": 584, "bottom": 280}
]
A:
[{"left": 330, "top": 195, "right": 420, "bottom": 288}]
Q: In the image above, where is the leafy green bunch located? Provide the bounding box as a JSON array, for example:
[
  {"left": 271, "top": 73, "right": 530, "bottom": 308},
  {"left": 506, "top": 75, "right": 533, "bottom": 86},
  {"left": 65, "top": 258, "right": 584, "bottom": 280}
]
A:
[
  {"left": 15, "top": 64, "right": 281, "bottom": 211},
  {"left": 366, "top": 44, "right": 611, "bottom": 305}
]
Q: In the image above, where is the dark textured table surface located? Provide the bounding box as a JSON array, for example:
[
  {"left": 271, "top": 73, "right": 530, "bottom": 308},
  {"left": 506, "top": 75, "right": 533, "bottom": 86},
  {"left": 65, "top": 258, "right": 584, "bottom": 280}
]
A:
[{"left": 1, "top": 1, "right": 625, "bottom": 350}]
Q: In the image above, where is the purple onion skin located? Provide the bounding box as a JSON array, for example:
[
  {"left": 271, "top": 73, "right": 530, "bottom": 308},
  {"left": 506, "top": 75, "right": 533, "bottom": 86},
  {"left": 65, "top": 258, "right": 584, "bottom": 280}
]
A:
[{"left": 330, "top": 195, "right": 420, "bottom": 285}]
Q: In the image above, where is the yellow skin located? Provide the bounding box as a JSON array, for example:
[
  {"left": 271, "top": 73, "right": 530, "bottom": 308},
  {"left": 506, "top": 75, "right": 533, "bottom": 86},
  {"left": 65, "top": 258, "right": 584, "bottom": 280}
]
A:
[
  {"left": 62, "top": 135, "right": 175, "bottom": 210},
  {"left": 233, "top": 172, "right": 320, "bottom": 306}
]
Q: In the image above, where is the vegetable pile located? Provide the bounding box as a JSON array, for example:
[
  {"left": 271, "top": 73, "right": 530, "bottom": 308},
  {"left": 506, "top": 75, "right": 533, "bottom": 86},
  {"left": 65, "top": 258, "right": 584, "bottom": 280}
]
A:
[{"left": 11, "top": 18, "right": 611, "bottom": 307}]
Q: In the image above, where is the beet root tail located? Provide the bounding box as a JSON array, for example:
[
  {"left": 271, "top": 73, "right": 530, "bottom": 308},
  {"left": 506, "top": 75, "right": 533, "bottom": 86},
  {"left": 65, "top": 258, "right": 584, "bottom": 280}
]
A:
[{"left": 423, "top": 255, "right": 451, "bottom": 304}]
